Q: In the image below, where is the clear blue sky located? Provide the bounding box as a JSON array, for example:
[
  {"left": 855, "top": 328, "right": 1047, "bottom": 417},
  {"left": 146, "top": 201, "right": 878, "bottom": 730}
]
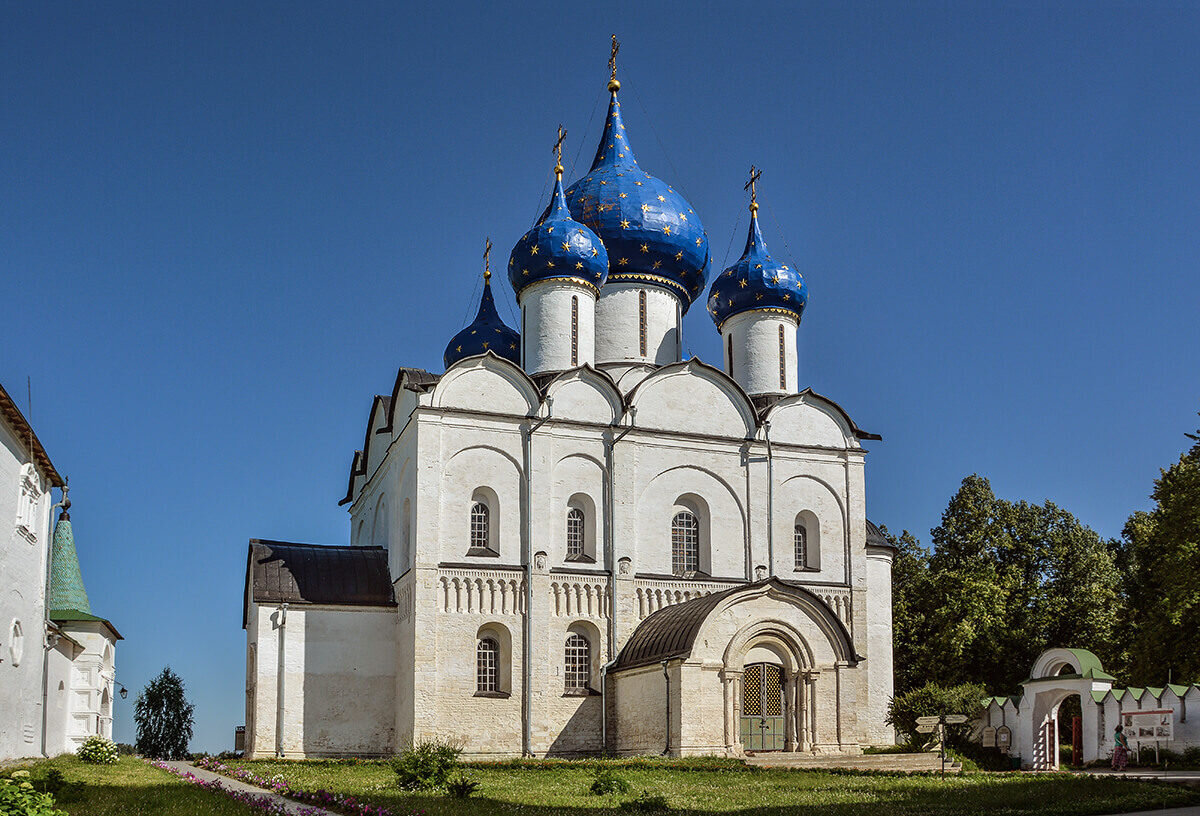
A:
[{"left": 3, "top": 1, "right": 1197, "bottom": 752}]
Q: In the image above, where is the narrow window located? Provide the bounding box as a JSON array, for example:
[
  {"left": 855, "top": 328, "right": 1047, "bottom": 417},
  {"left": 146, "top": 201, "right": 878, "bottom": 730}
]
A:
[
  {"left": 728, "top": 333, "right": 734, "bottom": 374},
  {"left": 470, "top": 502, "right": 490, "bottom": 551},
  {"left": 565, "top": 633, "right": 591, "bottom": 691},
  {"left": 566, "top": 508, "right": 585, "bottom": 559},
  {"left": 778, "top": 325, "right": 786, "bottom": 389},
  {"left": 671, "top": 511, "right": 700, "bottom": 575},
  {"left": 477, "top": 637, "right": 499, "bottom": 692},
  {"left": 639, "top": 290, "right": 647, "bottom": 357},
  {"left": 571, "top": 295, "right": 579, "bottom": 366},
  {"left": 794, "top": 523, "right": 808, "bottom": 570}
]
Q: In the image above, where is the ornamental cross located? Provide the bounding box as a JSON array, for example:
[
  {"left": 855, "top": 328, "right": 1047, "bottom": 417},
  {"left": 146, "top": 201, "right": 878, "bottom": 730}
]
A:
[
  {"left": 744, "top": 165, "right": 763, "bottom": 206},
  {"left": 609, "top": 35, "right": 620, "bottom": 82},
  {"left": 483, "top": 238, "right": 492, "bottom": 280},
  {"left": 553, "top": 124, "right": 567, "bottom": 172}
]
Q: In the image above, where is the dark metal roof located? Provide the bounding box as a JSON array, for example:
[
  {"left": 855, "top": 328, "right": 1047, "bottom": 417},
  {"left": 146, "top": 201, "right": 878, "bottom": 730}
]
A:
[
  {"left": 398, "top": 367, "right": 439, "bottom": 392},
  {"left": 865, "top": 519, "right": 896, "bottom": 549},
  {"left": 612, "top": 577, "right": 860, "bottom": 672},
  {"left": 0, "top": 380, "right": 64, "bottom": 487},
  {"left": 243, "top": 540, "right": 395, "bottom": 627}
]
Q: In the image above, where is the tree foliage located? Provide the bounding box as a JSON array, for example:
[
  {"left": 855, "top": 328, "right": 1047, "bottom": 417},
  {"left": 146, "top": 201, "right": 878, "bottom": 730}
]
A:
[
  {"left": 134, "top": 667, "right": 195, "bottom": 760},
  {"left": 892, "top": 475, "right": 1122, "bottom": 695},
  {"left": 886, "top": 681, "right": 987, "bottom": 749},
  {"left": 1118, "top": 414, "right": 1200, "bottom": 685}
]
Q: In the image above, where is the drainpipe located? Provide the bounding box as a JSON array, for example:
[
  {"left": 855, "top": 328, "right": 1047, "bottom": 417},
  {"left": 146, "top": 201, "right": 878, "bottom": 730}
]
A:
[
  {"left": 522, "top": 402, "right": 552, "bottom": 757},
  {"left": 599, "top": 657, "right": 618, "bottom": 754},
  {"left": 764, "top": 421, "right": 774, "bottom": 577},
  {"left": 275, "top": 603, "right": 287, "bottom": 758},
  {"left": 604, "top": 404, "right": 635, "bottom": 660},
  {"left": 662, "top": 660, "right": 671, "bottom": 755}
]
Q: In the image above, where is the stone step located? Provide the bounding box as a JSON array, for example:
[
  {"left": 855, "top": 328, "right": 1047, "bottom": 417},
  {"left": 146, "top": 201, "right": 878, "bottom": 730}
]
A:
[{"left": 745, "top": 751, "right": 962, "bottom": 773}]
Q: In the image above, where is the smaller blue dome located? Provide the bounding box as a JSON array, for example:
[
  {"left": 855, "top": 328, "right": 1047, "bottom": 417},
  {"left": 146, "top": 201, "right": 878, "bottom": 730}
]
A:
[
  {"left": 444, "top": 278, "right": 521, "bottom": 368},
  {"left": 707, "top": 209, "right": 807, "bottom": 329},
  {"left": 509, "top": 175, "right": 608, "bottom": 298}
]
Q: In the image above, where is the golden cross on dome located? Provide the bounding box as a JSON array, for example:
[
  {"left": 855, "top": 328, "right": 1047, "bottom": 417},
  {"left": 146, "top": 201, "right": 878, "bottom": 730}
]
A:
[
  {"left": 745, "top": 165, "right": 763, "bottom": 213},
  {"left": 483, "top": 238, "right": 493, "bottom": 281},
  {"left": 553, "top": 125, "right": 567, "bottom": 178},
  {"left": 608, "top": 35, "right": 621, "bottom": 92}
]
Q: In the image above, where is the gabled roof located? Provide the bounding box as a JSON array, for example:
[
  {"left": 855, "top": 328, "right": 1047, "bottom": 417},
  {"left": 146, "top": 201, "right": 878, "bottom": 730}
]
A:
[
  {"left": 50, "top": 609, "right": 123, "bottom": 640},
  {"left": 243, "top": 540, "right": 395, "bottom": 627},
  {"left": 865, "top": 520, "right": 895, "bottom": 549},
  {"left": 0, "top": 380, "right": 64, "bottom": 486}
]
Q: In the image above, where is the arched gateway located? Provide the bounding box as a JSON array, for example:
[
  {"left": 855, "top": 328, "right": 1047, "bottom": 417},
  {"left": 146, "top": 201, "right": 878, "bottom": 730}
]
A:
[{"left": 606, "top": 578, "right": 864, "bottom": 756}]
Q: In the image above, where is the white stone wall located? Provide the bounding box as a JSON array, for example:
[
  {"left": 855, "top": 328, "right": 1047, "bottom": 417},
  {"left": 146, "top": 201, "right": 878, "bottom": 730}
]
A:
[
  {"left": 722, "top": 311, "right": 798, "bottom": 396},
  {"left": 50, "top": 623, "right": 117, "bottom": 755},
  {"left": 864, "top": 547, "right": 895, "bottom": 744},
  {"left": 246, "top": 602, "right": 396, "bottom": 758},
  {"left": 520, "top": 281, "right": 597, "bottom": 374},
  {"left": 594, "top": 282, "right": 681, "bottom": 366},
  {"left": 0, "top": 420, "right": 53, "bottom": 760}
]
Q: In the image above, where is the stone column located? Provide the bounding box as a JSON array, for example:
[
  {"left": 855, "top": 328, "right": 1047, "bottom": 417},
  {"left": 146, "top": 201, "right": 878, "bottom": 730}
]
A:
[
  {"left": 806, "top": 671, "right": 821, "bottom": 750},
  {"left": 784, "top": 671, "right": 797, "bottom": 751},
  {"left": 797, "top": 671, "right": 809, "bottom": 750},
  {"left": 721, "top": 669, "right": 739, "bottom": 754}
]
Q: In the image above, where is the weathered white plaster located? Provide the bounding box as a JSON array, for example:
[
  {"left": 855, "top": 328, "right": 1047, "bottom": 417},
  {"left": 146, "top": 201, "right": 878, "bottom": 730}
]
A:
[
  {"left": 595, "top": 282, "right": 681, "bottom": 366},
  {"left": 722, "top": 311, "right": 798, "bottom": 396},
  {"left": 520, "top": 280, "right": 597, "bottom": 374}
]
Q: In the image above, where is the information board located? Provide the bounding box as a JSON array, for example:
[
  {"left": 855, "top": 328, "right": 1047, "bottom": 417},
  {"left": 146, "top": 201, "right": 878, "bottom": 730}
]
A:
[{"left": 1122, "top": 709, "right": 1173, "bottom": 743}]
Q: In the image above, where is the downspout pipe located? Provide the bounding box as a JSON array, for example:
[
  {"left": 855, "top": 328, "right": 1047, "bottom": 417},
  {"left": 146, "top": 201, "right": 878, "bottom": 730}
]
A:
[
  {"left": 599, "top": 657, "right": 618, "bottom": 754},
  {"left": 764, "top": 420, "right": 774, "bottom": 577},
  {"left": 662, "top": 659, "right": 671, "bottom": 755},
  {"left": 275, "top": 602, "right": 288, "bottom": 758},
  {"left": 522, "top": 402, "right": 552, "bottom": 757}
]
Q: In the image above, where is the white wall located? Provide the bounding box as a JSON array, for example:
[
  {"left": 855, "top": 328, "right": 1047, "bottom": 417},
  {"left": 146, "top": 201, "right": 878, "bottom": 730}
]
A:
[
  {"left": 722, "top": 311, "right": 798, "bottom": 396},
  {"left": 595, "top": 282, "right": 681, "bottom": 366},
  {"left": 520, "top": 281, "right": 596, "bottom": 374},
  {"left": 0, "top": 420, "right": 53, "bottom": 760}
]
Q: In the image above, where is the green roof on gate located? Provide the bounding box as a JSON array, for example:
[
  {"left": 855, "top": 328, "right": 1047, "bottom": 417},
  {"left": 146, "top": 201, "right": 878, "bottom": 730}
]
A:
[{"left": 48, "top": 513, "right": 91, "bottom": 615}]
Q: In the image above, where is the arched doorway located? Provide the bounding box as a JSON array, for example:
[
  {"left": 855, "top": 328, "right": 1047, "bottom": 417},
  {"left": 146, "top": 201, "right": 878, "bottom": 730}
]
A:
[{"left": 741, "top": 660, "right": 785, "bottom": 751}]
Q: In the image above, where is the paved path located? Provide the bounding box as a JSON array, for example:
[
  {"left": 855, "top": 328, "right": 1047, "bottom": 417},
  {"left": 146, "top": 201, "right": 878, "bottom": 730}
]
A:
[{"left": 158, "top": 761, "right": 339, "bottom": 816}]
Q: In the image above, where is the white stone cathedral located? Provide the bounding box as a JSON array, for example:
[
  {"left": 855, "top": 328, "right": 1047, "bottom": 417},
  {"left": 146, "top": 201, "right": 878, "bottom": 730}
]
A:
[{"left": 243, "top": 61, "right": 896, "bottom": 759}]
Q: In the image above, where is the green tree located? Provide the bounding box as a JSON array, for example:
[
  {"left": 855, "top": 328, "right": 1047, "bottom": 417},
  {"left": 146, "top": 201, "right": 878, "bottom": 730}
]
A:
[
  {"left": 894, "top": 475, "right": 1123, "bottom": 694},
  {"left": 1119, "top": 414, "right": 1200, "bottom": 684},
  {"left": 134, "top": 667, "right": 195, "bottom": 760}
]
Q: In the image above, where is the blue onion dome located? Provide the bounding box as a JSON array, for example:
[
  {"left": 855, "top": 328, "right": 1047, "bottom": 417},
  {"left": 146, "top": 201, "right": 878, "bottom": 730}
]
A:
[
  {"left": 707, "top": 203, "right": 807, "bottom": 330},
  {"left": 563, "top": 85, "right": 710, "bottom": 312},
  {"left": 443, "top": 272, "right": 521, "bottom": 368},
  {"left": 508, "top": 172, "right": 609, "bottom": 298}
]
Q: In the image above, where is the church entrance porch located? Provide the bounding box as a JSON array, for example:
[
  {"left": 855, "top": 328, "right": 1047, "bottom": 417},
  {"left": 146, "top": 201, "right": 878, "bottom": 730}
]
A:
[{"left": 740, "top": 663, "right": 785, "bottom": 751}]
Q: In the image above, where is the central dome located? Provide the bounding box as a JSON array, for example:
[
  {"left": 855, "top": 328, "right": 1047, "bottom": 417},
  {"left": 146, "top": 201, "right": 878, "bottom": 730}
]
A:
[{"left": 564, "top": 92, "right": 710, "bottom": 311}]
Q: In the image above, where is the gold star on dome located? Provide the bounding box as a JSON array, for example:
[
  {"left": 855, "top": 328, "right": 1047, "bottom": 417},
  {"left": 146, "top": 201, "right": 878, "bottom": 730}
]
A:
[
  {"left": 608, "top": 143, "right": 614, "bottom": 149},
  {"left": 470, "top": 329, "right": 477, "bottom": 335},
  {"left": 695, "top": 237, "right": 703, "bottom": 246},
  {"left": 575, "top": 262, "right": 583, "bottom": 269},
  {"left": 614, "top": 133, "right": 622, "bottom": 140},
  {"left": 482, "top": 341, "right": 490, "bottom": 349},
  {"left": 781, "top": 265, "right": 789, "bottom": 270},
  {"left": 755, "top": 294, "right": 763, "bottom": 301},
  {"left": 591, "top": 248, "right": 598, "bottom": 256},
  {"left": 640, "top": 243, "right": 649, "bottom": 253},
  {"left": 495, "top": 327, "right": 502, "bottom": 333},
  {"left": 755, "top": 263, "right": 763, "bottom": 269},
  {"left": 578, "top": 228, "right": 585, "bottom": 234},
  {"left": 657, "top": 195, "right": 665, "bottom": 202},
  {"left": 652, "top": 260, "right": 662, "bottom": 269},
  {"left": 634, "top": 181, "right": 643, "bottom": 186},
  {"left": 663, "top": 226, "right": 672, "bottom": 235},
  {"left": 522, "top": 269, "right": 530, "bottom": 276},
  {"left": 621, "top": 219, "right": 630, "bottom": 228},
  {"left": 456, "top": 345, "right": 462, "bottom": 352},
  {"left": 675, "top": 251, "right": 683, "bottom": 261},
  {"left": 547, "top": 261, "right": 555, "bottom": 268},
  {"left": 600, "top": 180, "right": 608, "bottom": 185},
  {"left": 561, "top": 241, "right": 570, "bottom": 251},
  {"left": 618, "top": 257, "right": 629, "bottom": 265},
  {"left": 782, "top": 294, "right": 790, "bottom": 301},
  {"left": 728, "top": 299, "right": 733, "bottom": 306},
  {"left": 530, "top": 245, "right": 539, "bottom": 255},
  {"left": 679, "top": 213, "right": 687, "bottom": 221},
  {"left": 641, "top": 203, "right": 650, "bottom": 212},
  {"left": 739, "top": 279, "right": 747, "bottom": 288},
  {"left": 618, "top": 153, "right": 624, "bottom": 158},
  {"left": 619, "top": 192, "right": 627, "bottom": 198},
  {"left": 547, "top": 226, "right": 554, "bottom": 233},
  {"left": 509, "top": 343, "right": 517, "bottom": 349},
  {"left": 771, "top": 275, "right": 780, "bottom": 284}
]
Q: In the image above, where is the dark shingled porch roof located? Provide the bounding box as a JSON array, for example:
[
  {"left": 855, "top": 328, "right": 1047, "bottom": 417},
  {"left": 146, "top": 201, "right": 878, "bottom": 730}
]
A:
[{"left": 243, "top": 540, "right": 395, "bottom": 627}]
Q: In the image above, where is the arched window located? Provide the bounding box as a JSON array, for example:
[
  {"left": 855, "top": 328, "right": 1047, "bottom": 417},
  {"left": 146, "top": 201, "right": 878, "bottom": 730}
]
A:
[
  {"left": 778, "top": 324, "right": 787, "bottom": 389},
  {"left": 638, "top": 290, "right": 647, "bottom": 357},
  {"left": 672, "top": 511, "right": 700, "bottom": 576},
  {"left": 470, "top": 503, "right": 489, "bottom": 550},
  {"left": 794, "top": 522, "right": 808, "bottom": 570},
  {"left": 565, "top": 633, "right": 591, "bottom": 691},
  {"left": 477, "top": 637, "right": 499, "bottom": 693},
  {"left": 793, "top": 510, "right": 820, "bottom": 571},
  {"left": 566, "top": 508, "right": 585, "bottom": 559},
  {"left": 571, "top": 295, "right": 579, "bottom": 367}
]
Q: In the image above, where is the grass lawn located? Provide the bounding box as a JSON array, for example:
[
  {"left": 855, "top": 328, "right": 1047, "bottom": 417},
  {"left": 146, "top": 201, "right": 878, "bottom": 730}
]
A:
[
  {"left": 219, "top": 757, "right": 1200, "bottom": 816},
  {"left": 5, "top": 756, "right": 258, "bottom": 816}
]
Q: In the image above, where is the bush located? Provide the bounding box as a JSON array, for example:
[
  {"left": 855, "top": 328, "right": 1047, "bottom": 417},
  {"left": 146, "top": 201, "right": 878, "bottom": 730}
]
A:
[
  {"left": 886, "top": 681, "right": 986, "bottom": 749},
  {"left": 391, "top": 738, "right": 463, "bottom": 790},
  {"left": 590, "top": 766, "right": 632, "bottom": 795},
  {"left": 77, "top": 735, "right": 119, "bottom": 765},
  {"left": 619, "top": 790, "right": 671, "bottom": 812},
  {"left": 445, "top": 773, "right": 480, "bottom": 799},
  {"left": 0, "top": 773, "right": 68, "bottom": 816}
]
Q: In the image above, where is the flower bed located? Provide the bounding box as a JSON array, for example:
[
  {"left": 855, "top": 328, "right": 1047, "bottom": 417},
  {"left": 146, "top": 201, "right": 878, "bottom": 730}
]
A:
[
  {"left": 193, "top": 757, "right": 415, "bottom": 816},
  {"left": 149, "top": 759, "right": 327, "bottom": 815}
]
